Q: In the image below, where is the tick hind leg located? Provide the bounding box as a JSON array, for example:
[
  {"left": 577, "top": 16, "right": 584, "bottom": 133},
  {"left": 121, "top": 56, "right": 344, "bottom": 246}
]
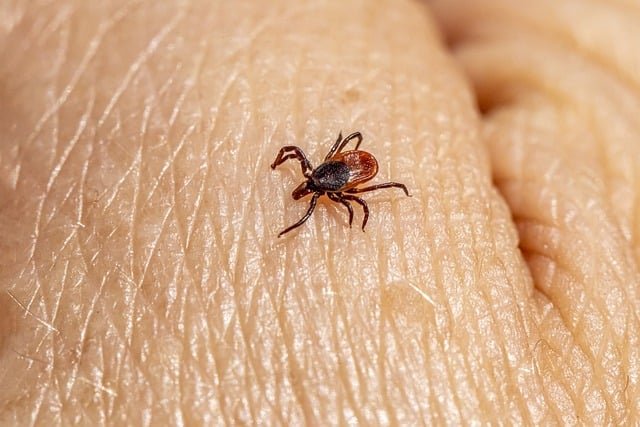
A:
[
  {"left": 346, "top": 182, "right": 410, "bottom": 197},
  {"left": 324, "top": 131, "right": 363, "bottom": 160},
  {"left": 278, "top": 193, "right": 320, "bottom": 237},
  {"left": 327, "top": 192, "right": 354, "bottom": 227},
  {"left": 271, "top": 146, "right": 313, "bottom": 177},
  {"left": 340, "top": 194, "right": 369, "bottom": 231}
]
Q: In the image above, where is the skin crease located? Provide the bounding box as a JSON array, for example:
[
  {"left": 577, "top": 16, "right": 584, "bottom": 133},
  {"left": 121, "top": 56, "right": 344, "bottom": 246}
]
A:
[{"left": 0, "top": 0, "right": 639, "bottom": 425}]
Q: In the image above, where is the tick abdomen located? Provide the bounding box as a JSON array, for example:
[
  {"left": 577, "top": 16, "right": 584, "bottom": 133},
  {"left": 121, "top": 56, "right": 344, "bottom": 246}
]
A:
[{"left": 311, "top": 161, "right": 350, "bottom": 191}]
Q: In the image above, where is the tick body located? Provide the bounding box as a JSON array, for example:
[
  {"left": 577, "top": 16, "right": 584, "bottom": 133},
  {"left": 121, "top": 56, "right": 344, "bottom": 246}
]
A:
[{"left": 271, "top": 131, "right": 410, "bottom": 237}]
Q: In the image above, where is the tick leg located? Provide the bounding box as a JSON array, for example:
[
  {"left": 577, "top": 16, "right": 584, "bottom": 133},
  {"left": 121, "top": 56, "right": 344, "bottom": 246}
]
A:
[
  {"left": 278, "top": 193, "right": 320, "bottom": 237},
  {"left": 341, "top": 194, "right": 369, "bottom": 231},
  {"left": 271, "top": 146, "right": 313, "bottom": 177},
  {"left": 345, "top": 182, "right": 411, "bottom": 197},
  {"left": 324, "top": 132, "right": 343, "bottom": 161},
  {"left": 341, "top": 132, "right": 363, "bottom": 151},
  {"left": 327, "top": 192, "right": 354, "bottom": 227},
  {"left": 324, "top": 131, "right": 363, "bottom": 160}
]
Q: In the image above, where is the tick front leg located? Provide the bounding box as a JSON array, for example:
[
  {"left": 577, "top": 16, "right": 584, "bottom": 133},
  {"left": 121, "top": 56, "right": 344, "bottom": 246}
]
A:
[
  {"left": 324, "top": 132, "right": 343, "bottom": 161},
  {"left": 271, "top": 146, "right": 313, "bottom": 177},
  {"left": 340, "top": 194, "right": 369, "bottom": 231},
  {"left": 327, "top": 192, "right": 354, "bottom": 227},
  {"left": 346, "top": 182, "right": 410, "bottom": 197},
  {"left": 278, "top": 193, "right": 320, "bottom": 237},
  {"left": 340, "top": 131, "right": 363, "bottom": 151},
  {"left": 324, "top": 131, "right": 363, "bottom": 160}
]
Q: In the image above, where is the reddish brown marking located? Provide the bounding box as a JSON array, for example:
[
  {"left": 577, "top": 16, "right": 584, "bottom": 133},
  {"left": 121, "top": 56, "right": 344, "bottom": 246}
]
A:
[{"left": 332, "top": 150, "right": 378, "bottom": 190}]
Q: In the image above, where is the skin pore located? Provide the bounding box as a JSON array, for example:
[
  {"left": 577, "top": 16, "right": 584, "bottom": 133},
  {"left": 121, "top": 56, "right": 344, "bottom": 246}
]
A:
[{"left": 1, "top": 0, "right": 639, "bottom": 424}]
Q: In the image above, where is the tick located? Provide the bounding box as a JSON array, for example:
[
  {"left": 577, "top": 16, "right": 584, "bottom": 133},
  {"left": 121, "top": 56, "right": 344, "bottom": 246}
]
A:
[{"left": 271, "top": 131, "right": 410, "bottom": 237}]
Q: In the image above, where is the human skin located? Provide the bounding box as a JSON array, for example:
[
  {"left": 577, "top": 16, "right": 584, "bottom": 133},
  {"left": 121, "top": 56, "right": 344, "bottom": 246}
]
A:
[{"left": 1, "top": 0, "right": 639, "bottom": 424}]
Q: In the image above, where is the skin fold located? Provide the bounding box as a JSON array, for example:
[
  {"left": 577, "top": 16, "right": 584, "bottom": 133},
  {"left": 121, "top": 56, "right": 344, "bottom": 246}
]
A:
[{"left": 0, "top": 0, "right": 638, "bottom": 424}]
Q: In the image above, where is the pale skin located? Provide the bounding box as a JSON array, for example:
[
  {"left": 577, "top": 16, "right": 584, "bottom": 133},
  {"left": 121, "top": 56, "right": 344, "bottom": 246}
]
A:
[{"left": 1, "top": 0, "right": 639, "bottom": 424}]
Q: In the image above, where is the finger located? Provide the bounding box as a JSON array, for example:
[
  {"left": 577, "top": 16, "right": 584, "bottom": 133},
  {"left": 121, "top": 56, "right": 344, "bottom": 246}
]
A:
[
  {"left": 0, "top": 0, "right": 537, "bottom": 425},
  {"left": 431, "top": 0, "right": 640, "bottom": 423}
]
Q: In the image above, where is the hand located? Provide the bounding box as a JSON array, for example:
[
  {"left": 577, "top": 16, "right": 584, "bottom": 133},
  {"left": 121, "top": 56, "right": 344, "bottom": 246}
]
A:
[{"left": 1, "top": 0, "right": 638, "bottom": 424}]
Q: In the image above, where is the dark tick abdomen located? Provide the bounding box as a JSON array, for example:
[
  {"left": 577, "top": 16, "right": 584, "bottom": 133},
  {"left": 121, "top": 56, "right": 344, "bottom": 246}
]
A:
[{"left": 311, "top": 161, "right": 350, "bottom": 191}]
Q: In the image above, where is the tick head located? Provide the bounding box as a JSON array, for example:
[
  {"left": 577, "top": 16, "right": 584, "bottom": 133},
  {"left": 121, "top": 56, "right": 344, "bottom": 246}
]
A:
[{"left": 292, "top": 181, "right": 313, "bottom": 200}]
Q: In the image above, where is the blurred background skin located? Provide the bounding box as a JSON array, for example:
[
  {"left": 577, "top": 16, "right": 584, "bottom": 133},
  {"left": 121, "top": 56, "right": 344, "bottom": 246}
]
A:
[{"left": 1, "top": 0, "right": 639, "bottom": 424}]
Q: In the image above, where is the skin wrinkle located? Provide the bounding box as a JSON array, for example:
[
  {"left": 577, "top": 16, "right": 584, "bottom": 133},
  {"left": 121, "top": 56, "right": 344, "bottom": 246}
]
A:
[
  {"left": 453, "top": 178, "right": 507, "bottom": 421},
  {"left": 514, "top": 173, "right": 631, "bottom": 419},
  {"left": 419, "top": 203, "right": 454, "bottom": 424},
  {"left": 528, "top": 10, "right": 636, "bottom": 290},
  {"left": 63, "top": 273, "right": 109, "bottom": 401},
  {"left": 450, "top": 145, "right": 540, "bottom": 420},
  {"left": 323, "top": 238, "right": 360, "bottom": 420},
  {"left": 427, "top": 185, "right": 467, "bottom": 422},
  {"left": 102, "top": 0, "right": 188, "bottom": 422},
  {"left": 494, "top": 102, "right": 639, "bottom": 411},
  {"left": 424, "top": 100, "right": 484, "bottom": 424},
  {"left": 376, "top": 319, "right": 399, "bottom": 425},
  {"left": 446, "top": 175, "right": 484, "bottom": 418},
  {"left": 96, "top": 8, "right": 183, "bottom": 130},
  {"left": 17, "top": 2, "right": 133, "bottom": 167}
]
